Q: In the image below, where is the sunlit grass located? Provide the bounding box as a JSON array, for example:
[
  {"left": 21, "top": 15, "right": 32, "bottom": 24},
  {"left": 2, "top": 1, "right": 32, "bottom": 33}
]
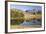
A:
[{"left": 10, "top": 25, "right": 41, "bottom": 29}]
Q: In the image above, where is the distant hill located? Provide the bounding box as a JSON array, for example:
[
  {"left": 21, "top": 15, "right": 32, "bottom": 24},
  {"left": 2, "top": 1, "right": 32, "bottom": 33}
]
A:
[{"left": 25, "top": 10, "right": 41, "bottom": 15}]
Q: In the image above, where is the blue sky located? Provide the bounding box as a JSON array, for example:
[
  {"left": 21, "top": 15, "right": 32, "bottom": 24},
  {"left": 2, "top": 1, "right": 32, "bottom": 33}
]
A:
[{"left": 10, "top": 4, "right": 42, "bottom": 11}]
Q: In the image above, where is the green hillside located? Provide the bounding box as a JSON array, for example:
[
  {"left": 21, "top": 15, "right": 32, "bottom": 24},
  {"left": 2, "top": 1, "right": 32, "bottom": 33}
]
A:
[{"left": 10, "top": 9, "right": 24, "bottom": 18}]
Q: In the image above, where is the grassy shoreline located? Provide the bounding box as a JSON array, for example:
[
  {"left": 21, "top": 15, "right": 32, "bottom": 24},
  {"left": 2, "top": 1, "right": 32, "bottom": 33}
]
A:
[{"left": 10, "top": 25, "right": 41, "bottom": 29}]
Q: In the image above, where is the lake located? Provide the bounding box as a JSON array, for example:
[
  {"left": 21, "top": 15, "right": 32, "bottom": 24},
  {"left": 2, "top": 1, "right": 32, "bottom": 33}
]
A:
[{"left": 11, "top": 18, "right": 42, "bottom": 26}]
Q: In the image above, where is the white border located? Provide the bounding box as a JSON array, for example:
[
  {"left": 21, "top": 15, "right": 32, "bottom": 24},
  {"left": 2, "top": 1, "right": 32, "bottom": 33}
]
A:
[{"left": 8, "top": 2, "right": 44, "bottom": 32}]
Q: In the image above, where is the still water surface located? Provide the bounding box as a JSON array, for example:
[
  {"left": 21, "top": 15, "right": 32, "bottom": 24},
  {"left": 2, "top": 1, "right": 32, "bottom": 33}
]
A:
[{"left": 11, "top": 18, "right": 42, "bottom": 26}]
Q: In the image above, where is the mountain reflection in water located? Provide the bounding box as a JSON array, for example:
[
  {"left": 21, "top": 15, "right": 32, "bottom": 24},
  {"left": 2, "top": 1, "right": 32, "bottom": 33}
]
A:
[{"left": 11, "top": 18, "right": 42, "bottom": 26}]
